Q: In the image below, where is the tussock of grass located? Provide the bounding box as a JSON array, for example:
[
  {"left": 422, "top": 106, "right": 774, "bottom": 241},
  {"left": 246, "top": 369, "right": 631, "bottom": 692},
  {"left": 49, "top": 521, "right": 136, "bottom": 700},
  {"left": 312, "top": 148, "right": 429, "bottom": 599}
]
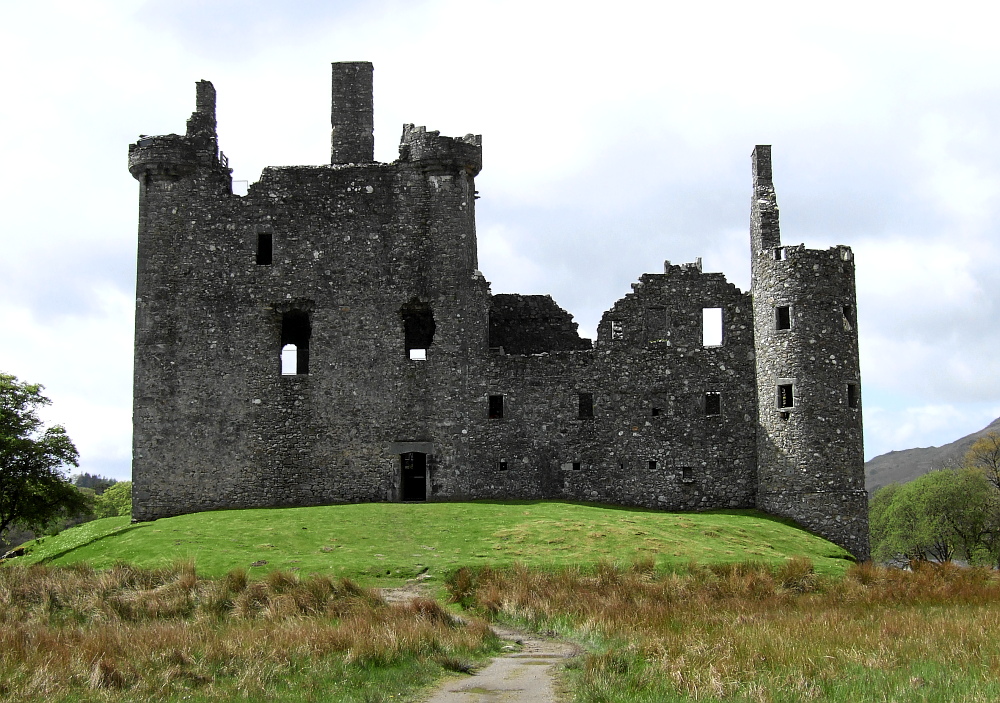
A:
[
  {"left": 0, "top": 562, "right": 498, "bottom": 702},
  {"left": 449, "top": 560, "right": 1000, "bottom": 702}
]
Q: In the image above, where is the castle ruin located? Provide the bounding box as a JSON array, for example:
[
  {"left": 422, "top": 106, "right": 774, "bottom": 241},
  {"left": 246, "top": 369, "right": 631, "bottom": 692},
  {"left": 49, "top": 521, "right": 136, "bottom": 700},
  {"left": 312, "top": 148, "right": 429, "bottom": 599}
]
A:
[{"left": 128, "top": 62, "right": 869, "bottom": 559}]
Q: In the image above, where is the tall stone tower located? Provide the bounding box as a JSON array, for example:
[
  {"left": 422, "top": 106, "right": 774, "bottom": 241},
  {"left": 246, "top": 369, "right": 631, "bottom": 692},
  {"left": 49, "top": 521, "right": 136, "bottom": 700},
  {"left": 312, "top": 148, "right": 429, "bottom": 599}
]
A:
[{"left": 750, "top": 146, "right": 869, "bottom": 559}]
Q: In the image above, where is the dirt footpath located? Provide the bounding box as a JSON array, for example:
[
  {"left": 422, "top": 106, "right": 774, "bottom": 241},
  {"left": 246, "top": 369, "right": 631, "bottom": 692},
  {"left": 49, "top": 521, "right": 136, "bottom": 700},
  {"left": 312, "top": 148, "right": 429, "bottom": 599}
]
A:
[
  {"left": 421, "top": 625, "right": 577, "bottom": 703},
  {"left": 380, "top": 583, "right": 577, "bottom": 703}
]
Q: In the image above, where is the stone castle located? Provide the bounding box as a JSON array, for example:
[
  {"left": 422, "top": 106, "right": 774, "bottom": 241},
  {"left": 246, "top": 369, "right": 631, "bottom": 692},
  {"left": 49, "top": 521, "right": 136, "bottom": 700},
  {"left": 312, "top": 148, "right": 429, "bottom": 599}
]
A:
[{"left": 128, "top": 62, "right": 869, "bottom": 559}]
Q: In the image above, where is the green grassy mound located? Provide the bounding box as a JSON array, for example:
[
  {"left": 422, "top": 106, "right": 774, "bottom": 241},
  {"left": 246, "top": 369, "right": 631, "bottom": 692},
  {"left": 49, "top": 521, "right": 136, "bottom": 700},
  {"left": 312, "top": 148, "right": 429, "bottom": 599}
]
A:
[{"left": 13, "top": 501, "right": 853, "bottom": 583}]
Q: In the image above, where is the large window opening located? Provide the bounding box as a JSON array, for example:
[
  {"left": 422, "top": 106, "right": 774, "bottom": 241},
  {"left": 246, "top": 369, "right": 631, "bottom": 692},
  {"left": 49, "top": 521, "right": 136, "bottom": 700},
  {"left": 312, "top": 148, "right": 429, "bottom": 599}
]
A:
[
  {"left": 401, "top": 300, "right": 435, "bottom": 361},
  {"left": 256, "top": 232, "right": 272, "bottom": 265},
  {"left": 578, "top": 392, "right": 594, "bottom": 419},
  {"left": 702, "top": 307, "right": 723, "bottom": 346},
  {"left": 400, "top": 452, "right": 427, "bottom": 501},
  {"left": 280, "top": 310, "right": 311, "bottom": 375}
]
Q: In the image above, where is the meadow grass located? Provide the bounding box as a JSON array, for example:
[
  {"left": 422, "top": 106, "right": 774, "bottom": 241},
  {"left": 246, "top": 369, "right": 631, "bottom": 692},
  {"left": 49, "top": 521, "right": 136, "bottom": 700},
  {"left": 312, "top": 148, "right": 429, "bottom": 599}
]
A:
[
  {"left": 16, "top": 501, "right": 854, "bottom": 586},
  {"left": 0, "top": 561, "right": 497, "bottom": 702},
  {"left": 448, "top": 559, "right": 1000, "bottom": 702}
]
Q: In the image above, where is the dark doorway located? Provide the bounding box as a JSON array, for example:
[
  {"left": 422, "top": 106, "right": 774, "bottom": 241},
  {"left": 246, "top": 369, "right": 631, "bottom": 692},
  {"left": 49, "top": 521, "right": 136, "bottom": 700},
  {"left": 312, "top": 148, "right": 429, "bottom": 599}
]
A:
[{"left": 400, "top": 452, "right": 427, "bottom": 501}]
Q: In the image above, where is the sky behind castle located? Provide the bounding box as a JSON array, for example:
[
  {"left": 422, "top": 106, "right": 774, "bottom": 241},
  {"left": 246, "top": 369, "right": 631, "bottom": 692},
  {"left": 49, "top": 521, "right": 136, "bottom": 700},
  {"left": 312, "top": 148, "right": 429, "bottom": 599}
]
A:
[{"left": 2, "top": 0, "right": 999, "bottom": 480}]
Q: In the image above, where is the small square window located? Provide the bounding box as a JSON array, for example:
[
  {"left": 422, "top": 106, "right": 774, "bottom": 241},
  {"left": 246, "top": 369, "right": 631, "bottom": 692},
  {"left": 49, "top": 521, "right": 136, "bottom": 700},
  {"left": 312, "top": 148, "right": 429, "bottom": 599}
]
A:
[
  {"left": 498, "top": 460, "right": 508, "bottom": 471},
  {"left": 775, "top": 305, "right": 790, "bottom": 330},
  {"left": 651, "top": 407, "right": 662, "bottom": 417},
  {"left": 572, "top": 461, "right": 582, "bottom": 471},
  {"left": 488, "top": 394, "right": 504, "bottom": 419},
  {"left": 610, "top": 320, "right": 624, "bottom": 340},
  {"left": 778, "top": 384, "right": 794, "bottom": 409},
  {"left": 705, "top": 392, "right": 721, "bottom": 416},
  {"left": 648, "top": 460, "right": 657, "bottom": 471},
  {"left": 680, "top": 467, "right": 693, "bottom": 483},
  {"left": 578, "top": 392, "right": 594, "bottom": 419}
]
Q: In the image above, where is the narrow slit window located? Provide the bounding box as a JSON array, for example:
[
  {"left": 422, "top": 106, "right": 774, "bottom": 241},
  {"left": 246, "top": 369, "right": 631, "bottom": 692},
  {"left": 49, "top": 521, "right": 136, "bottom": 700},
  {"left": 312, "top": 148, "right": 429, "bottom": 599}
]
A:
[
  {"left": 280, "top": 310, "right": 311, "bottom": 375},
  {"left": 488, "top": 394, "right": 504, "bottom": 419},
  {"left": 704, "top": 392, "right": 722, "bottom": 416},
  {"left": 778, "top": 383, "right": 794, "bottom": 409},
  {"left": 256, "top": 232, "right": 272, "bottom": 265},
  {"left": 847, "top": 384, "right": 859, "bottom": 409},
  {"left": 578, "top": 392, "right": 594, "bottom": 419},
  {"left": 775, "top": 305, "right": 790, "bottom": 330},
  {"left": 702, "top": 307, "right": 723, "bottom": 346},
  {"left": 611, "top": 320, "right": 624, "bottom": 340}
]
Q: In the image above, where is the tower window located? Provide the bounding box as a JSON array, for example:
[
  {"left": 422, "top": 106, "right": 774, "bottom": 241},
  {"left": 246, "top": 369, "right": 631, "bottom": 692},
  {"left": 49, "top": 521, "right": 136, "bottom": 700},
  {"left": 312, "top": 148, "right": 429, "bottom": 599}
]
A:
[
  {"left": 777, "top": 383, "right": 794, "bottom": 409},
  {"left": 702, "top": 308, "right": 723, "bottom": 346},
  {"left": 256, "top": 232, "right": 272, "bottom": 265},
  {"left": 774, "top": 247, "right": 786, "bottom": 261},
  {"left": 705, "top": 392, "right": 722, "bottom": 416},
  {"left": 847, "top": 383, "right": 859, "bottom": 409},
  {"left": 488, "top": 395, "right": 504, "bottom": 419},
  {"left": 280, "top": 310, "right": 311, "bottom": 375},
  {"left": 401, "top": 300, "right": 435, "bottom": 361},
  {"left": 578, "top": 392, "right": 594, "bottom": 419},
  {"left": 680, "top": 467, "right": 694, "bottom": 483},
  {"left": 775, "top": 305, "right": 790, "bottom": 330},
  {"left": 843, "top": 305, "right": 855, "bottom": 331}
]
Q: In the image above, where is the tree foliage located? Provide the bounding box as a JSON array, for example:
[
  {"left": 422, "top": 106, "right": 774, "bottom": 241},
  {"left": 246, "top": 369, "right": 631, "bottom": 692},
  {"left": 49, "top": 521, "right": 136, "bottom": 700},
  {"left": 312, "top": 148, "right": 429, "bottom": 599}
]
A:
[
  {"left": 0, "top": 373, "right": 89, "bottom": 536},
  {"left": 94, "top": 481, "right": 132, "bottom": 518},
  {"left": 871, "top": 436, "right": 1000, "bottom": 566}
]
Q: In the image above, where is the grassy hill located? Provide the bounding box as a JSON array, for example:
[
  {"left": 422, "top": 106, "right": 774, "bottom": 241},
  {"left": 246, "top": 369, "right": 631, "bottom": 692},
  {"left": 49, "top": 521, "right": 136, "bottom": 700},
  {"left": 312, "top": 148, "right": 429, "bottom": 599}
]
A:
[{"left": 15, "top": 500, "right": 854, "bottom": 583}]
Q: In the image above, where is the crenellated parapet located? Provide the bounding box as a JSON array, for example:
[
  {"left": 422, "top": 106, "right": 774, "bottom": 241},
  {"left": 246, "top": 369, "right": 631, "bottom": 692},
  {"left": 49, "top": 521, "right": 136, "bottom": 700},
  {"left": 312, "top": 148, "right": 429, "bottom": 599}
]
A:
[{"left": 398, "top": 124, "right": 482, "bottom": 176}]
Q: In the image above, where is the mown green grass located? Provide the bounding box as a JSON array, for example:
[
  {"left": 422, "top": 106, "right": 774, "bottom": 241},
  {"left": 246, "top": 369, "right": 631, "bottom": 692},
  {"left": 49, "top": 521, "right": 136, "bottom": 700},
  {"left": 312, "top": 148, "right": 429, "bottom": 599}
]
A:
[{"left": 15, "top": 501, "right": 853, "bottom": 584}]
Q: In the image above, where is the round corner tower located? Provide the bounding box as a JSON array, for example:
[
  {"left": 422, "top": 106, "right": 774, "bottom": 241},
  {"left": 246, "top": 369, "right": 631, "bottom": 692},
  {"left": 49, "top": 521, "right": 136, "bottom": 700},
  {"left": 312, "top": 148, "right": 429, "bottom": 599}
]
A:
[{"left": 749, "top": 145, "right": 869, "bottom": 560}]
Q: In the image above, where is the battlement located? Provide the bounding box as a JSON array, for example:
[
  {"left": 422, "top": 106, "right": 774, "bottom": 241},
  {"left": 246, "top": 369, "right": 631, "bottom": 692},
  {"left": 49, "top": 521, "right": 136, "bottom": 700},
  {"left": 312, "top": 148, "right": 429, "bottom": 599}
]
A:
[
  {"left": 398, "top": 124, "right": 482, "bottom": 175},
  {"left": 128, "top": 134, "right": 199, "bottom": 181}
]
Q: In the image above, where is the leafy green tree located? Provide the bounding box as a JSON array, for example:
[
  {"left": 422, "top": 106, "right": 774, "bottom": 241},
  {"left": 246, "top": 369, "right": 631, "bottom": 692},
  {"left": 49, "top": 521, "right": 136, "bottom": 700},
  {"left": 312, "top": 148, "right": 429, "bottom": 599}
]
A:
[
  {"left": 871, "top": 468, "right": 1000, "bottom": 565},
  {"left": 0, "top": 373, "right": 89, "bottom": 536},
  {"left": 94, "top": 481, "right": 132, "bottom": 518},
  {"left": 965, "top": 432, "right": 1000, "bottom": 491}
]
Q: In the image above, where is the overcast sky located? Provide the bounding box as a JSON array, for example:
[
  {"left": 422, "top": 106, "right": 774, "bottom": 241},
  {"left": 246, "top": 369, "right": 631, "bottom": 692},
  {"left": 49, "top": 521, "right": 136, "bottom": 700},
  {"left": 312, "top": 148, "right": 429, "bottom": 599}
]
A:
[{"left": 2, "top": 0, "right": 1000, "bottom": 481}]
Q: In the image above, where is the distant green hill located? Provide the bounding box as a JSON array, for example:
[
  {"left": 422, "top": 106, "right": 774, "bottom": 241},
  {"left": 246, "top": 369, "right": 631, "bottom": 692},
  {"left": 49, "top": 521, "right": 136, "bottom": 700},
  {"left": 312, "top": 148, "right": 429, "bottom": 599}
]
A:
[{"left": 12, "top": 501, "right": 854, "bottom": 583}]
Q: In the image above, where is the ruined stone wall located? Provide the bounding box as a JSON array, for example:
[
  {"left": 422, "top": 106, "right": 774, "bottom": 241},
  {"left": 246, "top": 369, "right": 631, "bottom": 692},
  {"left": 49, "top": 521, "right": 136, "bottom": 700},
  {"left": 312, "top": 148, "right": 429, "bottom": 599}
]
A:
[
  {"left": 129, "top": 68, "right": 868, "bottom": 560},
  {"left": 489, "top": 294, "right": 593, "bottom": 354}
]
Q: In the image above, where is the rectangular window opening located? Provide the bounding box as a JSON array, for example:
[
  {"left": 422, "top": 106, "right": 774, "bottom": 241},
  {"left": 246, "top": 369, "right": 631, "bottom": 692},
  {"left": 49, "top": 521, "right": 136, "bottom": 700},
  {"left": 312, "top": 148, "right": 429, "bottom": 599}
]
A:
[
  {"left": 409, "top": 348, "right": 427, "bottom": 361},
  {"left": 775, "top": 305, "right": 790, "bottom": 330},
  {"left": 704, "top": 392, "right": 722, "bottom": 416},
  {"left": 774, "top": 247, "right": 786, "bottom": 261},
  {"left": 280, "top": 310, "right": 311, "bottom": 375},
  {"left": 847, "top": 384, "right": 859, "bottom": 409},
  {"left": 778, "top": 384, "right": 794, "bottom": 409},
  {"left": 702, "top": 307, "right": 723, "bottom": 346},
  {"left": 648, "top": 460, "right": 657, "bottom": 471},
  {"left": 681, "top": 467, "right": 693, "bottom": 483},
  {"left": 498, "top": 460, "right": 508, "bottom": 472},
  {"left": 256, "top": 232, "right": 272, "bottom": 265},
  {"left": 488, "top": 394, "right": 504, "bottom": 419},
  {"left": 843, "top": 305, "right": 855, "bottom": 331},
  {"left": 651, "top": 406, "right": 662, "bottom": 417},
  {"left": 578, "top": 392, "right": 594, "bottom": 419},
  {"left": 572, "top": 461, "right": 582, "bottom": 471},
  {"left": 779, "top": 411, "right": 790, "bottom": 421}
]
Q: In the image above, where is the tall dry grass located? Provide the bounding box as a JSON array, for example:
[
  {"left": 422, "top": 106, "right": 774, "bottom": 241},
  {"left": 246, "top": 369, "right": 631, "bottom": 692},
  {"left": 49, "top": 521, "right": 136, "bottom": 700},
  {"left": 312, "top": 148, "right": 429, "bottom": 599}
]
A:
[
  {"left": 449, "top": 559, "right": 1000, "bottom": 702},
  {"left": 0, "top": 561, "right": 496, "bottom": 702}
]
